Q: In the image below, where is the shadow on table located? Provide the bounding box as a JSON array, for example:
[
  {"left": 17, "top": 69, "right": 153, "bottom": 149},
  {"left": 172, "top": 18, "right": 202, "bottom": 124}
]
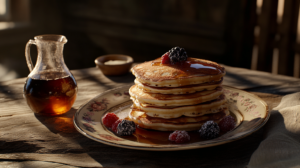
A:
[
  {"left": 226, "top": 71, "right": 300, "bottom": 95},
  {"left": 0, "top": 78, "right": 27, "bottom": 100},
  {"left": 34, "top": 108, "right": 78, "bottom": 135},
  {"left": 245, "top": 81, "right": 300, "bottom": 95}
]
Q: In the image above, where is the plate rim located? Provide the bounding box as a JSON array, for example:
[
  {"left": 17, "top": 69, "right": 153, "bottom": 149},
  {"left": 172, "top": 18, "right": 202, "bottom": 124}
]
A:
[{"left": 73, "top": 85, "right": 270, "bottom": 151}]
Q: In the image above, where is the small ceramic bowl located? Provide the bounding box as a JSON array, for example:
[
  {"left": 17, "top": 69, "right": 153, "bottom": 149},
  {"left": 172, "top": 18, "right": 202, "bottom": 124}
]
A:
[{"left": 95, "top": 54, "right": 134, "bottom": 75}]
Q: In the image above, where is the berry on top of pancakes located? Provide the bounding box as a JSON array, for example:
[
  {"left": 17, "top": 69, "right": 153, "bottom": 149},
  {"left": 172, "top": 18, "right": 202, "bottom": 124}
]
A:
[{"left": 161, "top": 47, "right": 188, "bottom": 64}]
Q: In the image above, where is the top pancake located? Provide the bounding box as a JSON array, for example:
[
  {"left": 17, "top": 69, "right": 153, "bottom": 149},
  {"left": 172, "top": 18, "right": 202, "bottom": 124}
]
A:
[{"left": 131, "top": 57, "right": 225, "bottom": 87}]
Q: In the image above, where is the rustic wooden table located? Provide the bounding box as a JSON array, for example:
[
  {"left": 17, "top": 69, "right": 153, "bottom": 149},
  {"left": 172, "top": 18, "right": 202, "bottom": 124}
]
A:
[{"left": 1, "top": 65, "right": 300, "bottom": 168}]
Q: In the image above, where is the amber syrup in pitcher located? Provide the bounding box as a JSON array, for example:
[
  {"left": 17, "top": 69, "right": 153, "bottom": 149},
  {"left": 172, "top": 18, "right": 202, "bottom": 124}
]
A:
[
  {"left": 24, "top": 73, "right": 77, "bottom": 116},
  {"left": 24, "top": 35, "right": 78, "bottom": 116}
]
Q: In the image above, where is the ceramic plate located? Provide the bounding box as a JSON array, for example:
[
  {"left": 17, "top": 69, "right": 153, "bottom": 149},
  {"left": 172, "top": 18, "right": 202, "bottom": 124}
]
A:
[{"left": 73, "top": 85, "right": 269, "bottom": 151}]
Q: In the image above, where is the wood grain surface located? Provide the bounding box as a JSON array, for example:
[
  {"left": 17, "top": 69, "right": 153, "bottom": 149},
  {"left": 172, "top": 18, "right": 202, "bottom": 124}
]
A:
[{"left": 0, "top": 66, "right": 299, "bottom": 168}]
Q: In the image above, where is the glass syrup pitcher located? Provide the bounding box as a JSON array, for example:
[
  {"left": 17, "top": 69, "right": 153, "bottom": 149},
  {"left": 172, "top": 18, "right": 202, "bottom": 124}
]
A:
[{"left": 23, "top": 35, "right": 77, "bottom": 116}]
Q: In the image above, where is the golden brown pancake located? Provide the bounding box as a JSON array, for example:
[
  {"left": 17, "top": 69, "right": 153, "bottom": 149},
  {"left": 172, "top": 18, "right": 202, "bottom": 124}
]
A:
[
  {"left": 135, "top": 78, "right": 222, "bottom": 94},
  {"left": 131, "top": 57, "right": 225, "bottom": 87},
  {"left": 129, "top": 84, "right": 223, "bottom": 107},
  {"left": 132, "top": 94, "right": 227, "bottom": 119},
  {"left": 129, "top": 108, "right": 229, "bottom": 131}
]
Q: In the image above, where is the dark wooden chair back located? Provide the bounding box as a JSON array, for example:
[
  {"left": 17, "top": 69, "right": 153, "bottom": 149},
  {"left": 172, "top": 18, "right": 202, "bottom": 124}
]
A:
[{"left": 253, "top": 0, "right": 300, "bottom": 77}]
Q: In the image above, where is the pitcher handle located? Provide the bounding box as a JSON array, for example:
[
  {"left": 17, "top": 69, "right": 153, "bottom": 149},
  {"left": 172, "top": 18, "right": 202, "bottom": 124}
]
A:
[{"left": 25, "top": 39, "right": 36, "bottom": 72}]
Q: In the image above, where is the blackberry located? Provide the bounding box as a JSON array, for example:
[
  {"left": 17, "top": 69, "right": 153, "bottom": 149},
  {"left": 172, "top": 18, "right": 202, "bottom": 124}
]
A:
[
  {"left": 168, "top": 47, "right": 188, "bottom": 64},
  {"left": 117, "top": 120, "right": 136, "bottom": 136},
  {"left": 199, "top": 121, "right": 220, "bottom": 139}
]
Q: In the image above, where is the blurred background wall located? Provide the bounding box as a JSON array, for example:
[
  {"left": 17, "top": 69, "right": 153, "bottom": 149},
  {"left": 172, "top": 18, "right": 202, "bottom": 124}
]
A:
[{"left": 1, "top": 0, "right": 299, "bottom": 81}]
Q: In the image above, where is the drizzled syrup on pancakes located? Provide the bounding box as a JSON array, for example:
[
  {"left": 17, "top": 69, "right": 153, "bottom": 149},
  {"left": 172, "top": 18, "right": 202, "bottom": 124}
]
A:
[{"left": 151, "top": 57, "right": 224, "bottom": 78}]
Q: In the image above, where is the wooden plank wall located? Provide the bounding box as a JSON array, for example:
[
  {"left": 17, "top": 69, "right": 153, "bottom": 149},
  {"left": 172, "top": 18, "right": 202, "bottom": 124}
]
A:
[
  {"left": 0, "top": 0, "right": 270, "bottom": 80},
  {"left": 58, "top": 0, "right": 253, "bottom": 70}
]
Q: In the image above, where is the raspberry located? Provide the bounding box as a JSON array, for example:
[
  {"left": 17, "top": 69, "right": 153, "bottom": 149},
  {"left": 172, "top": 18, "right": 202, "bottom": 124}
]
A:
[
  {"left": 169, "top": 130, "right": 190, "bottom": 144},
  {"left": 102, "top": 113, "right": 119, "bottom": 128},
  {"left": 218, "top": 115, "right": 235, "bottom": 133},
  {"left": 199, "top": 121, "right": 220, "bottom": 139},
  {"left": 169, "top": 133, "right": 177, "bottom": 141},
  {"left": 112, "top": 119, "right": 122, "bottom": 133},
  {"left": 117, "top": 120, "right": 136, "bottom": 136},
  {"left": 168, "top": 47, "right": 188, "bottom": 64},
  {"left": 161, "top": 52, "right": 170, "bottom": 64}
]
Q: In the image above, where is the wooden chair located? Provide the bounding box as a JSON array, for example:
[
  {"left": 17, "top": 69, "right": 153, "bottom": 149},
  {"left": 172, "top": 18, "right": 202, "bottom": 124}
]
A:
[{"left": 252, "top": 0, "right": 300, "bottom": 77}]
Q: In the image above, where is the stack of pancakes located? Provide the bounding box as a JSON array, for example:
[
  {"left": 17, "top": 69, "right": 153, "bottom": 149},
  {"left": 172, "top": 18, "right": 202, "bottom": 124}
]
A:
[{"left": 128, "top": 57, "right": 229, "bottom": 131}]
